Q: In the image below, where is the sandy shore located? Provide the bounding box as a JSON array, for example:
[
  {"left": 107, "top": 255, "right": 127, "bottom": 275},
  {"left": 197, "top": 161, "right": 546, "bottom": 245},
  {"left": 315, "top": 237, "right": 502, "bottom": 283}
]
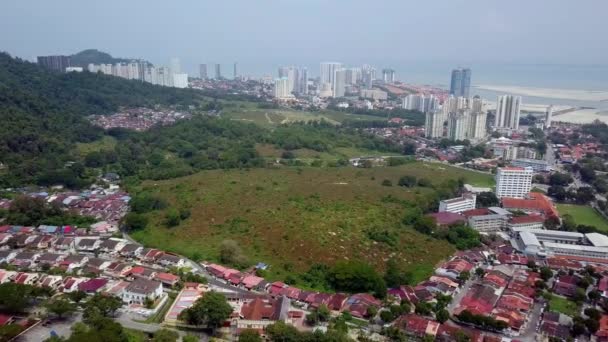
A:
[
  {"left": 483, "top": 100, "right": 571, "bottom": 113},
  {"left": 475, "top": 84, "right": 608, "bottom": 102},
  {"left": 554, "top": 109, "right": 608, "bottom": 124}
]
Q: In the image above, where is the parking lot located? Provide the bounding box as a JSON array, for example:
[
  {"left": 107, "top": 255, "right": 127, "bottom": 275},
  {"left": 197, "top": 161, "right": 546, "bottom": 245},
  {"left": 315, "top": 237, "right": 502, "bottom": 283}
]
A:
[{"left": 17, "top": 314, "right": 81, "bottom": 342}]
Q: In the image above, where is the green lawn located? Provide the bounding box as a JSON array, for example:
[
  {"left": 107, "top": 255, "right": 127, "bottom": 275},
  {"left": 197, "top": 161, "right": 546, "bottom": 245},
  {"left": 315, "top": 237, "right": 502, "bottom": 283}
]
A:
[
  {"left": 548, "top": 295, "right": 579, "bottom": 317},
  {"left": 76, "top": 136, "right": 117, "bottom": 155},
  {"left": 223, "top": 108, "right": 381, "bottom": 129},
  {"left": 557, "top": 204, "right": 608, "bottom": 232}
]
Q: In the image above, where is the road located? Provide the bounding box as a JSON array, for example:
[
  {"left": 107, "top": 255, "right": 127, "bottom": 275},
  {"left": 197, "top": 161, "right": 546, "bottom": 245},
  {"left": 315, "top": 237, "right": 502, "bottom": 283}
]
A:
[
  {"left": 18, "top": 313, "right": 82, "bottom": 342},
  {"left": 122, "top": 233, "right": 256, "bottom": 295}
]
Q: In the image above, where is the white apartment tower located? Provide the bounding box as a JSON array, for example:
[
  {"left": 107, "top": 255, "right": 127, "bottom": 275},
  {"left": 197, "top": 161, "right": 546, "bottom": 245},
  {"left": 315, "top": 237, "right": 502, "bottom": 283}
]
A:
[
  {"left": 274, "top": 77, "right": 294, "bottom": 99},
  {"left": 495, "top": 167, "right": 533, "bottom": 198},
  {"left": 447, "top": 111, "right": 469, "bottom": 141},
  {"left": 439, "top": 193, "right": 477, "bottom": 213},
  {"left": 333, "top": 69, "right": 347, "bottom": 98},
  {"left": 495, "top": 95, "right": 522, "bottom": 130},
  {"left": 425, "top": 110, "right": 446, "bottom": 138},
  {"left": 545, "top": 105, "right": 554, "bottom": 129}
]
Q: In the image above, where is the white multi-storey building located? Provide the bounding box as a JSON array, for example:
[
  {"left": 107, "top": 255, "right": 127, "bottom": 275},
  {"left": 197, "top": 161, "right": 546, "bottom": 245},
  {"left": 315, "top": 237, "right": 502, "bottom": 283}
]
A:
[
  {"left": 172, "top": 73, "right": 189, "bottom": 88},
  {"left": 425, "top": 110, "right": 446, "bottom": 138},
  {"left": 495, "top": 167, "right": 533, "bottom": 198},
  {"left": 447, "top": 111, "right": 469, "bottom": 141},
  {"left": 402, "top": 94, "right": 439, "bottom": 113},
  {"left": 320, "top": 62, "right": 342, "bottom": 96},
  {"left": 513, "top": 229, "right": 608, "bottom": 261},
  {"left": 495, "top": 95, "right": 521, "bottom": 130},
  {"left": 333, "top": 69, "right": 347, "bottom": 98},
  {"left": 511, "top": 158, "right": 550, "bottom": 172},
  {"left": 438, "top": 193, "right": 476, "bottom": 213},
  {"left": 274, "top": 77, "right": 294, "bottom": 99}
]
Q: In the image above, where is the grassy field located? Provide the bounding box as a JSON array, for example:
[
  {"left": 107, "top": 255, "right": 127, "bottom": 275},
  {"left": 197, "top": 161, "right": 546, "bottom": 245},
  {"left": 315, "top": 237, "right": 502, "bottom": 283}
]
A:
[
  {"left": 76, "top": 136, "right": 117, "bottom": 155},
  {"left": 222, "top": 108, "right": 381, "bottom": 129},
  {"left": 130, "top": 163, "right": 493, "bottom": 288},
  {"left": 255, "top": 144, "right": 402, "bottom": 162},
  {"left": 557, "top": 204, "right": 608, "bottom": 232},
  {"left": 548, "top": 295, "right": 579, "bottom": 317}
]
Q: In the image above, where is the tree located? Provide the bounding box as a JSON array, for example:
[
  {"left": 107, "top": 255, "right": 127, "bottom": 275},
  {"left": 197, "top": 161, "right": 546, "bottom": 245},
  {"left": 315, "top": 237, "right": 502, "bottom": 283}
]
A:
[
  {"left": 219, "top": 239, "right": 249, "bottom": 268},
  {"left": 476, "top": 192, "right": 499, "bottom": 208},
  {"left": 398, "top": 175, "right": 417, "bottom": 188},
  {"left": 402, "top": 142, "right": 417, "bottom": 155},
  {"left": 548, "top": 185, "right": 567, "bottom": 201},
  {"left": 384, "top": 259, "right": 411, "bottom": 288},
  {"left": 164, "top": 208, "right": 181, "bottom": 227},
  {"left": 239, "top": 329, "right": 262, "bottom": 342},
  {"left": 417, "top": 178, "right": 432, "bottom": 187},
  {"left": 435, "top": 308, "right": 449, "bottom": 323},
  {"left": 380, "top": 310, "right": 396, "bottom": 323},
  {"left": 266, "top": 321, "right": 301, "bottom": 342},
  {"left": 549, "top": 173, "right": 573, "bottom": 186},
  {"left": 458, "top": 271, "right": 470, "bottom": 282},
  {"left": 182, "top": 336, "right": 199, "bottom": 342},
  {"left": 66, "top": 290, "right": 88, "bottom": 304},
  {"left": 327, "top": 261, "right": 386, "bottom": 298},
  {"left": 122, "top": 212, "right": 148, "bottom": 231},
  {"left": 540, "top": 267, "right": 553, "bottom": 281},
  {"left": 83, "top": 294, "right": 123, "bottom": 320},
  {"left": 178, "top": 291, "right": 232, "bottom": 331},
  {"left": 589, "top": 289, "right": 601, "bottom": 303},
  {"left": 0, "top": 324, "right": 23, "bottom": 341},
  {"left": 585, "top": 318, "right": 600, "bottom": 334},
  {"left": 366, "top": 306, "right": 378, "bottom": 318},
  {"left": 317, "top": 304, "right": 331, "bottom": 322},
  {"left": 45, "top": 298, "right": 77, "bottom": 319},
  {"left": 152, "top": 329, "right": 179, "bottom": 342},
  {"left": 381, "top": 179, "right": 392, "bottom": 187},
  {"left": 415, "top": 302, "right": 433, "bottom": 316},
  {"left": 575, "top": 187, "right": 595, "bottom": 204},
  {"left": 475, "top": 267, "right": 485, "bottom": 277}
]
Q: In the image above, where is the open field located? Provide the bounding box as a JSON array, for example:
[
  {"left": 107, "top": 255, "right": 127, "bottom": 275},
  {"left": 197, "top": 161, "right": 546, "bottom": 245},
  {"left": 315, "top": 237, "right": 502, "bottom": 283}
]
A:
[
  {"left": 548, "top": 295, "right": 579, "bottom": 317},
  {"left": 130, "top": 163, "right": 493, "bottom": 288},
  {"left": 222, "top": 108, "right": 381, "bottom": 129},
  {"left": 255, "top": 144, "right": 402, "bottom": 162},
  {"left": 75, "top": 136, "right": 117, "bottom": 155},
  {"left": 557, "top": 204, "right": 608, "bottom": 232}
]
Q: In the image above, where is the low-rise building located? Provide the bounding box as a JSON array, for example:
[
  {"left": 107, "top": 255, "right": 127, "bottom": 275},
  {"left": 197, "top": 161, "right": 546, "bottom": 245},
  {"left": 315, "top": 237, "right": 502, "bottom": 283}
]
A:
[
  {"left": 122, "top": 277, "right": 163, "bottom": 305},
  {"left": 438, "top": 193, "right": 476, "bottom": 214}
]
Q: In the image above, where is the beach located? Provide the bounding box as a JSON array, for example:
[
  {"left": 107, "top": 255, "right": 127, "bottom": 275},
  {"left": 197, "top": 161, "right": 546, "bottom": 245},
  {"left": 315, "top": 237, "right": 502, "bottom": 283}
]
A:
[
  {"left": 554, "top": 109, "right": 608, "bottom": 124},
  {"left": 475, "top": 84, "right": 608, "bottom": 102}
]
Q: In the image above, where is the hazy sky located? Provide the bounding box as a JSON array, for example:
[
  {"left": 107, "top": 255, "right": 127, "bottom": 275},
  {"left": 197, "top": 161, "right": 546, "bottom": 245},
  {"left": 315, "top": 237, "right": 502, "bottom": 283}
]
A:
[{"left": 1, "top": 0, "right": 607, "bottom": 81}]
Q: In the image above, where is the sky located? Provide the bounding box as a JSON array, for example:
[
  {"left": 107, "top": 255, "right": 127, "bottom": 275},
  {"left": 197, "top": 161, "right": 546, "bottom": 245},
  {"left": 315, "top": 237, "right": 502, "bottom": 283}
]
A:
[{"left": 1, "top": 0, "right": 607, "bottom": 86}]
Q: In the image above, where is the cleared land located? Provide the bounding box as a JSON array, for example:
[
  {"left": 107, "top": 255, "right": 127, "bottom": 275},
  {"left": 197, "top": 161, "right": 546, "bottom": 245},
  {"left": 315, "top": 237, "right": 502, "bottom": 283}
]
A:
[
  {"left": 222, "top": 108, "right": 381, "bottom": 129},
  {"left": 130, "top": 163, "right": 493, "bottom": 287},
  {"left": 548, "top": 295, "right": 579, "bottom": 317},
  {"left": 557, "top": 204, "right": 608, "bottom": 232}
]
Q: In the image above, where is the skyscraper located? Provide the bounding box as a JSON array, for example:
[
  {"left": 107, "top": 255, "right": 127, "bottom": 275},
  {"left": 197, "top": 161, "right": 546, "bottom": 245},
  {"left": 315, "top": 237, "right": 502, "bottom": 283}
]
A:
[
  {"left": 320, "top": 62, "right": 342, "bottom": 96},
  {"left": 37, "top": 55, "right": 71, "bottom": 72},
  {"left": 425, "top": 110, "right": 446, "bottom": 138},
  {"left": 199, "top": 64, "right": 208, "bottom": 79},
  {"left": 297, "top": 68, "right": 308, "bottom": 95},
  {"left": 403, "top": 94, "right": 439, "bottom": 113},
  {"left": 274, "top": 77, "right": 294, "bottom": 99},
  {"left": 447, "top": 111, "right": 469, "bottom": 141},
  {"left": 214, "top": 64, "right": 222, "bottom": 79},
  {"left": 450, "top": 68, "right": 471, "bottom": 98},
  {"left": 333, "top": 69, "right": 347, "bottom": 98},
  {"left": 495, "top": 95, "right": 522, "bottom": 130},
  {"left": 233, "top": 62, "right": 238, "bottom": 79},
  {"left": 382, "top": 69, "right": 395, "bottom": 83},
  {"left": 545, "top": 105, "right": 554, "bottom": 129}
]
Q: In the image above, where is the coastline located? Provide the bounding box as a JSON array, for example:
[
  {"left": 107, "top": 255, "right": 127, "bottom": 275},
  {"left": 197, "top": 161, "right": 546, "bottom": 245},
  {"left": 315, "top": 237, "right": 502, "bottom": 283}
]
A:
[{"left": 474, "top": 84, "right": 608, "bottom": 102}]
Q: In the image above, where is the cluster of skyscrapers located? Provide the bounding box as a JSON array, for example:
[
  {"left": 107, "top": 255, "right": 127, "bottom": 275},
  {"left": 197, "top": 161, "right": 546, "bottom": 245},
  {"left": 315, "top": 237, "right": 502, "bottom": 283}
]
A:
[
  {"left": 425, "top": 95, "right": 487, "bottom": 141},
  {"left": 274, "top": 62, "right": 387, "bottom": 99},
  {"left": 87, "top": 58, "right": 188, "bottom": 88},
  {"left": 199, "top": 62, "right": 238, "bottom": 80},
  {"left": 402, "top": 94, "right": 439, "bottom": 113},
  {"left": 37, "top": 55, "right": 72, "bottom": 72}
]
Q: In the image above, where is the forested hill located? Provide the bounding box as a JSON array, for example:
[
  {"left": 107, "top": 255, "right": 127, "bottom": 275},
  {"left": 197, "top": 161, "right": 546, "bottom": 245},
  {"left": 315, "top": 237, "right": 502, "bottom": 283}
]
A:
[
  {"left": 0, "top": 52, "right": 401, "bottom": 189},
  {"left": 0, "top": 52, "right": 204, "bottom": 186},
  {"left": 69, "top": 49, "right": 149, "bottom": 67}
]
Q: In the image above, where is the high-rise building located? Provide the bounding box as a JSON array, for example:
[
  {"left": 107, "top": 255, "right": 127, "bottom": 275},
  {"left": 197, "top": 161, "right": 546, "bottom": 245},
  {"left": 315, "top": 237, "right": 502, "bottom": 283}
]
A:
[
  {"left": 233, "top": 62, "right": 238, "bottom": 79},
  {"left": 274, "top": 77, "right": 294, "bottom": 99},
  {"left": 545, "top": 105, "right": 554, "bottom": 129},
  {"left": 467, "top": 111, "right": 487, "bottom": 140},
  {"left": 495, "top": 167, "right": 533, "bottom": 198},
  {"left": 333, "top": 69, "right": 347, "bottom": 98},
  {"left": 382, "top": 69, "right": 395, "bottom": 83},
  {"left": 345, "top": 68, "right": 361, "bottom": 85},
  {"left": 170, "top": 58, "right": 181, "bottom": 74},
  {"left": 320, "top": 62, "right": 342, "bottom": 95},
  {"left": 173, "top": 73, "right": 188, "bottom": 88},
  {"left": 297, "top": 68, "right": 308, "bottom": 94},
  {"left": 450, "top": 68, "right": 471, "bottom": 98},
  {"left": 214, "top": 64, "right": 222, "bottom": 79},
  {"left": 199, "top": 64, "right": 208, "bottom": 79},
  {"left": 361, "top": 65, "right": 376, "bottom": 90},
  {"left": 495, "top": 95, "right": 522, "bottom": 130},
  {"left": 425, "top": 110, "right": 446, "bottom": 138},
  {"left": 403, "top": 94, "right": 439, "bottom": 113},
  {"left": 447, "top": 111, "right": 469, "bottom": 141},
  {"left": 37, "top": 55, "right": 71, "bottom": 72}
]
